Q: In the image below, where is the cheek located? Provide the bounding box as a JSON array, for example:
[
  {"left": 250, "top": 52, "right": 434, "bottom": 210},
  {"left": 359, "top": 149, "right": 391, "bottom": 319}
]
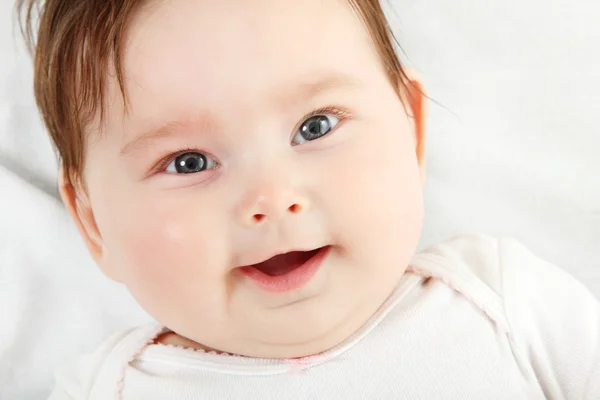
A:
[
  {"left": 334, "top": 120, "right": 422, "bottom": 213},
  {"left": 122, "top": 208, "right": 198, "bottom": 275},
  {"left": 95, "top": 188, "right": 226, "bottom": 295},
  {"left": 324, "top": 115, "right": 424, "bottom": 257}
]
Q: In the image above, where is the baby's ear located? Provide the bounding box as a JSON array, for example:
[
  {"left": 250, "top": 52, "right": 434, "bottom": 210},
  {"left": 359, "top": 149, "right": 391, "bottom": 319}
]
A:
[
  {"left": 58, "top": 168, "right": 116, "bottom": 280},
  {"left": 399, "top": 69, "right": 427, "bottom": 182}
]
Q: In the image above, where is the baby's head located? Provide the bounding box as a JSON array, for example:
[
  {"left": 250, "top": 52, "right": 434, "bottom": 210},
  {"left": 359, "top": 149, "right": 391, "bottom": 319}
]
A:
[{"left": 20, "top": 0, "right": 427, "bottom": 358}]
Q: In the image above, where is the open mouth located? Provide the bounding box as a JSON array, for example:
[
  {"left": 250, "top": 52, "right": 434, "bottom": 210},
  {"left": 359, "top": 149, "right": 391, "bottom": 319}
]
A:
[
  {"left": 249, "top": 248, "right": 322, "bottom": 277},
  {"left": 238, "top": 246, "right": 330, "bottom": 293}
]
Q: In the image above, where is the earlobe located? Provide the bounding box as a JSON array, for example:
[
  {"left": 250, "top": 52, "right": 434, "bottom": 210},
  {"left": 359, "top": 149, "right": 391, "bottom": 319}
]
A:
[
  {"left": 400, "top": 70, "right": 428, "bottom": 182},
  {"left": 58, "top": 168, "right": 106, "bottom": 265}
]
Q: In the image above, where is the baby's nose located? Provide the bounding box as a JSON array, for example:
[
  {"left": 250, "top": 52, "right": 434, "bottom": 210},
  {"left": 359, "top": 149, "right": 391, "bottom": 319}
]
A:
[{"left": 236, "top": 183, "right": 309, "bottom": 227}]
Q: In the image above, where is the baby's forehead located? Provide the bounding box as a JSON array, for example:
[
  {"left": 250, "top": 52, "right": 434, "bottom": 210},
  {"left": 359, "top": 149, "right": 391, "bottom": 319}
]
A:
[
  {"left": 125, "top": 0, "right": 372, "bottom": 68},
  {"left": 108, "top": 0, "right": 383, "bottom": 136}
]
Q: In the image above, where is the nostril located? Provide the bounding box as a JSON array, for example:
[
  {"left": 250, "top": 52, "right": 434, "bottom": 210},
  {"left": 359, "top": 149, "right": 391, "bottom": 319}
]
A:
[
  {"left": 288, "top": 204, "right": 301, "bottom": 213},
  {"left": 253, "top": 214, "right": 266, "bottom": 223}
]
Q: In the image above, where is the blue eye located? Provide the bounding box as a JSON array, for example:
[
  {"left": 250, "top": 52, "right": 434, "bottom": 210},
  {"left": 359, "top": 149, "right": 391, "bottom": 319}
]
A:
[
  {"left": 292, "top": 114, "right": 340, "bottom": 145},
  {"left": 166, "top": 152, "right": 217, "bottom": 174}
]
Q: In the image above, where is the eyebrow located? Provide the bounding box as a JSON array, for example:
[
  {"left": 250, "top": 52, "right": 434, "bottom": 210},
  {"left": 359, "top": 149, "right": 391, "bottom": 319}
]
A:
[
  {"left": 272, "top": 72, "right": 361, "bottom": 111},
  {"left": 120, "top": 115, "right": 217, "bottom": 157},
  {"left": 120, "top": 72, "right": 360, "bottom": 157}
]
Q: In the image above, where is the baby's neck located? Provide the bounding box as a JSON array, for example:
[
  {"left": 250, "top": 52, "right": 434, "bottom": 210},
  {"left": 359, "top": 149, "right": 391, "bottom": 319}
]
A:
[{"left": 155, "top": 331, "right": 229, "bottom": 355}]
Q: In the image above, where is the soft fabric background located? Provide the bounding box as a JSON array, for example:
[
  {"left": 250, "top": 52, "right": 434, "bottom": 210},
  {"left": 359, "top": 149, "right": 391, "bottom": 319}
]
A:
[{"left": 1, "top": 0, "right": 599, "bottom": 398}]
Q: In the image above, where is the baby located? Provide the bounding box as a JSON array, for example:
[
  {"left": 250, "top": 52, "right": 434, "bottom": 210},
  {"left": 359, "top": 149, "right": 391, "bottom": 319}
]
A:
[{"left": 17, "top": 0, "right": 599, "bottom": 398}]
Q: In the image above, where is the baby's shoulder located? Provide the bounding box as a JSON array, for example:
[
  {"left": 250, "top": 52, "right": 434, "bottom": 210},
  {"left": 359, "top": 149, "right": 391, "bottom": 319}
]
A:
[
  {"left": 411, "top": 233, "right": 600, "bottom": 398},
  {"left": 50, "top": 324, "right": 162, "bottom": 400},
  {"left": 411, "top": 233, "right": 504, "bottom": 294},
  {"left": 411, "top": 232, "right": 596, "bottom": 310}
]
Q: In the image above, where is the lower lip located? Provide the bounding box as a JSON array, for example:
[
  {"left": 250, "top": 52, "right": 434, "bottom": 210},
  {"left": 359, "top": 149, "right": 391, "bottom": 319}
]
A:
[{"left": 239, "top": 246, "right": 331, "bottom": 293}]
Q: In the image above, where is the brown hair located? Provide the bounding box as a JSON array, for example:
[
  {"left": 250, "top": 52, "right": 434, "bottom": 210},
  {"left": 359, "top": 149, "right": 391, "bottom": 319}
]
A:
[{"left": 16, "top": 0, "right": 411, "bottom": 187}]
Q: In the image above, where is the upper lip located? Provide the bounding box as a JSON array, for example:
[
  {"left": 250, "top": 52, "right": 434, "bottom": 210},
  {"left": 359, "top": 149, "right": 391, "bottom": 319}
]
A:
[{"left": 237, "top": 246, "right": 326, "bottom": 269}]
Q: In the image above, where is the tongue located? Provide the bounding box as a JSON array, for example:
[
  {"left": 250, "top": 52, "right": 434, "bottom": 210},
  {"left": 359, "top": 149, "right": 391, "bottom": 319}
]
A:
[{"left": 253, "top": 250, "right": 317, "bottom": 277}]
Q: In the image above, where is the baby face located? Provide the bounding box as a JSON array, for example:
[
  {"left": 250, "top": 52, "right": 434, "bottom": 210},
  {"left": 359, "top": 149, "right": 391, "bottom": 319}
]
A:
[{"left": 76, "top": 0, "right": 425, "bottom": 358}]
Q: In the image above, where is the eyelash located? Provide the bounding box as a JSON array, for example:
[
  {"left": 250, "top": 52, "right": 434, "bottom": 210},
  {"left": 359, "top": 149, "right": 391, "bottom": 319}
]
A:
[
  {"left": 153, "top": 105, "right": 352, "bottom": 174},
  {"left": 153, "top": 148, "right": 210, "bottom": 175},
  {"left": 292, "top": 105, "right": 350, "bottom": 141},
  {"left": 298, "top": 106, "right": 351, "bottom": 127}
]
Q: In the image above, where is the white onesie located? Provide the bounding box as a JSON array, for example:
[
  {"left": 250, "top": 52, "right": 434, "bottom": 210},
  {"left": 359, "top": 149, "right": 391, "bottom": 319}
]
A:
[{"left": 48, "top": 234, "right": 600, "bottom": 399}]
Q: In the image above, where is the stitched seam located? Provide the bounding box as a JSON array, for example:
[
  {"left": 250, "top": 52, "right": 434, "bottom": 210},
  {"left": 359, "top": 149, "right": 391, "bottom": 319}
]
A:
[
  {"left": 406, "top": 265, "right": 510, "bottom": 334},
  {"left": 498, "top": 238, "right": 549, "bottom": 399}
]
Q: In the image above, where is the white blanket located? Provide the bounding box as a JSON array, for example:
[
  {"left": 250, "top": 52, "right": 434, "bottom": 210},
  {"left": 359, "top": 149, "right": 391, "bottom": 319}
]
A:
[{"left": 1, "top": 0, "right": 599, "bottom": 398}]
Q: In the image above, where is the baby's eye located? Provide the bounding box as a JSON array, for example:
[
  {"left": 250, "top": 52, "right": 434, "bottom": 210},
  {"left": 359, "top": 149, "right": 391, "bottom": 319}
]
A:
[
  {"left": 165, "top": 152, "right": 217, "bottom": 174},
  {"left": 292, "top": 114, "right": 340, "bottom": 145}
]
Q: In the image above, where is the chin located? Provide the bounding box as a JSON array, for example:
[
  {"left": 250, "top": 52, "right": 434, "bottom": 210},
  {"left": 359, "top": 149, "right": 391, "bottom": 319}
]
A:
[{"left": 239, "top": 302, "right": 369, "bottom": 358}]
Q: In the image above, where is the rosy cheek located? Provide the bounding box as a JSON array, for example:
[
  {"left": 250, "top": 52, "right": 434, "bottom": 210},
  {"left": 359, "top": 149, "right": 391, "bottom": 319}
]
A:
[{"left": 113, "top": 200, "right": 211, "bottom": 288}]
